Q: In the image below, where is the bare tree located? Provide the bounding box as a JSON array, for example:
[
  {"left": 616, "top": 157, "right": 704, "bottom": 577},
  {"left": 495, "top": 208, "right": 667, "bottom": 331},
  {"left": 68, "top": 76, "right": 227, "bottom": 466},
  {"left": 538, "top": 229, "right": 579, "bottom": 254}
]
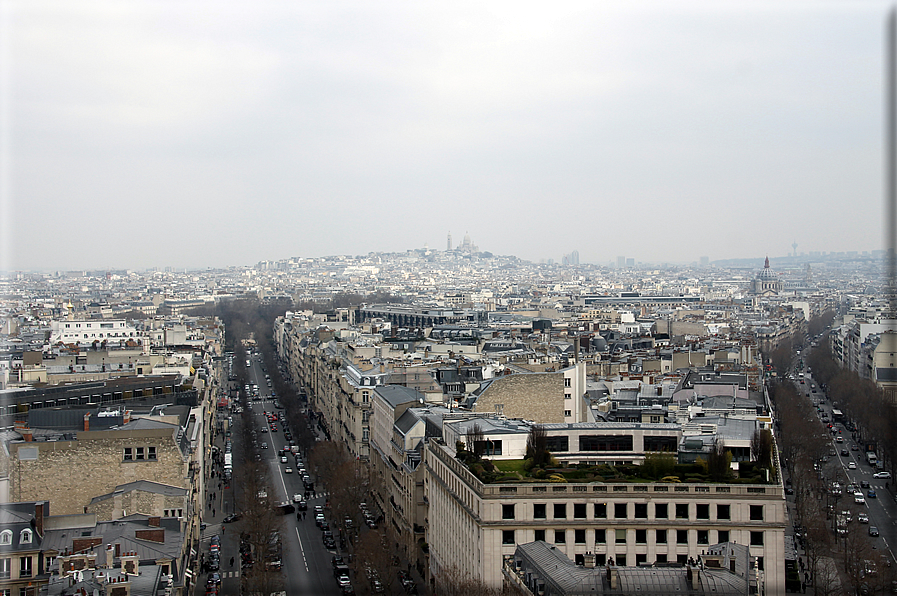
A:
[
  {"left": 466, "top": 423, "right": 485, "bottom": 459},
  {"left": 434, "top": 564, "right": 527, "bottom": 596},
  {"left": 525, "top": 424, "right": 550, "bottom": 468}
]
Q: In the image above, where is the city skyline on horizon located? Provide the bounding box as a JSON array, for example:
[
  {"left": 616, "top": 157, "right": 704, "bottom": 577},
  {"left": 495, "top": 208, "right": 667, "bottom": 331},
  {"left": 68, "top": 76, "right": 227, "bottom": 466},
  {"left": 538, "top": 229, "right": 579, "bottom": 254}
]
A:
[{"left": 2, "top": 244, "right": 882, "bottom": 276}]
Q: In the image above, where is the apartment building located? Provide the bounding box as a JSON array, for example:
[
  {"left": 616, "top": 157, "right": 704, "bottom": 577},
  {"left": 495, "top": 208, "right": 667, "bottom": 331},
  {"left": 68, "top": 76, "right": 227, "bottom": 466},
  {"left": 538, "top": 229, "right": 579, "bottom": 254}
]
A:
[{"left": 425, "top": 439, "right": 785, "bottom": 593}]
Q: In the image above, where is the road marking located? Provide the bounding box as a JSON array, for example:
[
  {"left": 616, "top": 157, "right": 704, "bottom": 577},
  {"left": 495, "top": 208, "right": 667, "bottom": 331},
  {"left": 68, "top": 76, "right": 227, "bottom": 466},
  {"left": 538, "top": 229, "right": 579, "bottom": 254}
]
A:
[{"left": 295, "top": 527, "right": 310, "bottom": 572}]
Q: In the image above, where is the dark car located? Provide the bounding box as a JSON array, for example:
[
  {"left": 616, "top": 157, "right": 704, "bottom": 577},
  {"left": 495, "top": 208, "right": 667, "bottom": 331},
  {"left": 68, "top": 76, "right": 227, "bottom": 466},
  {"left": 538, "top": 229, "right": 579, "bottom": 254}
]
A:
[
  {"left": 222, "top": 513, "right": 242, "bottom": 523},
  {"left": 206, "top": 573, "right": 221, "bottom": 587},
  {"left": 868, "top": 489, "right": 877, "bottom": 498},
  {"left": 841, "top": 449, "right": 849, "bottom": 456}
]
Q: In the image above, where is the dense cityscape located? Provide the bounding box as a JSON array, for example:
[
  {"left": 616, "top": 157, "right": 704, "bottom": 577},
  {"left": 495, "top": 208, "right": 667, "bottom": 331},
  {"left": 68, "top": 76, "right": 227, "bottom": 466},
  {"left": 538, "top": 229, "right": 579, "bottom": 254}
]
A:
[{"left": 0, "top": 243, "right": 893, "bottom": 595}]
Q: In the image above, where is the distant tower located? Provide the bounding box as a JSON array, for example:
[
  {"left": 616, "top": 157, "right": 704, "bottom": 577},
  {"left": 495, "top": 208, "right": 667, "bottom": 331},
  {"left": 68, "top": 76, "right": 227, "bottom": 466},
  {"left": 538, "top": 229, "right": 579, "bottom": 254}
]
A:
[
  {"left": 447, "top": 231, "right": 452, "bottom": 252},
  {"left": 792, "top": 241, "right": 798, "bottom": 257},
  {"left": 571, "top": 250, "right": 580, "bottom": 265}
]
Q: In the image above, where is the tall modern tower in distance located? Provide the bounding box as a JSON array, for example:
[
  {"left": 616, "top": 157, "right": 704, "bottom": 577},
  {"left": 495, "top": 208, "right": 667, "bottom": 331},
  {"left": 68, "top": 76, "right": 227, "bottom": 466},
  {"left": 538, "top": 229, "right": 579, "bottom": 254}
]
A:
[{"left": 447, "top": 231, "right": 452, "bottom": 252}]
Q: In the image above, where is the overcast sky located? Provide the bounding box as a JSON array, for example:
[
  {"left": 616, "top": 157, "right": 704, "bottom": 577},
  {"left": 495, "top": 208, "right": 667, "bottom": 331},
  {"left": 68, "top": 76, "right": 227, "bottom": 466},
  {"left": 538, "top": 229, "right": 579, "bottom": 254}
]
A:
[{"left": 2, "top": 1, "right": 891, "bottom": 271}]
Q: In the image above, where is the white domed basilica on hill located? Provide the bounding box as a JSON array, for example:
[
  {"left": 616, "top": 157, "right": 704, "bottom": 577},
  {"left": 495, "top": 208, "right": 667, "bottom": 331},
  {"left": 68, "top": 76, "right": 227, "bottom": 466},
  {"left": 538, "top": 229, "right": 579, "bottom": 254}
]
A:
[{"left": 749, "top": 256, "right": 783, "bottom": 296}]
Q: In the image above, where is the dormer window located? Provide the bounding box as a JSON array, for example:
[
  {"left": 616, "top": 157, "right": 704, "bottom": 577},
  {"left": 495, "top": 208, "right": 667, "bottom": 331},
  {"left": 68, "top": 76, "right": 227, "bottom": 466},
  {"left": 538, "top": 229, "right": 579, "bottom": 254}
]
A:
[
  {"left": 0, "top": 530, "right": 11, "bottom": 545},
  {"left": 19, "top": 529, "right": 31, "bottom": 544}
]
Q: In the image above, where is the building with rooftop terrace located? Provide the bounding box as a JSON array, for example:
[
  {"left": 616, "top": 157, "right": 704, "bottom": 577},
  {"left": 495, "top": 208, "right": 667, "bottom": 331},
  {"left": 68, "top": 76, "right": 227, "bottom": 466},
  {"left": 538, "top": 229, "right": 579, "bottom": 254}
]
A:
[{"left": 425, "top": 437, "right": 784, "bottom": 593}]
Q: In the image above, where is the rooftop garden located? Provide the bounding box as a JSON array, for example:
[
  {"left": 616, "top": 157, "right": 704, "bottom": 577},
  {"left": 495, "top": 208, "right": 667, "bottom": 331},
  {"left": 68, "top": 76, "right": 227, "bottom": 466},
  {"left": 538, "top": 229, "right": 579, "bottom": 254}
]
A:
[{"left": 455, "top": 425, "right": 777, "bottom": 485}]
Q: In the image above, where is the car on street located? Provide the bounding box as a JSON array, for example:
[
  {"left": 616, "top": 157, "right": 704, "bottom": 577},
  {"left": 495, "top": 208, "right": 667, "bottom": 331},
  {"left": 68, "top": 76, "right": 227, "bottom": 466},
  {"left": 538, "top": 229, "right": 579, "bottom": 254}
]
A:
[
  {"left": 281, "top": 456, "right": 288, "bottom": 464},
  {"left": 861, "top": 480, "right": 870, "bottom": 488},
  {"left": 855, "top": 492, "right": 866, "bottom": 504},
  {"left": 222, "top": 513, "right": 242, "bottom": 523},
  {"left": 841, "top": 449, "right": 849, "bottom": 456},
  {"left": 873, "top": 471, "right": 892, "bottom": 479},
  {"left": 848, "top": 462, "right": 857, "bottom": 469},
  {"left": 858, "top": 512, "right": 869, "bottom": 523},
  {"left": 868, "top": 489, "right": 877, "bottom": 498},
  {"left": 261, "top": 442, "right": 268, "bottom": 449},
  {"left": 338, "top": 574, "right": 352, "bottom": 588},
  {"left": 870, "top": 526, "right": 880, "bottom": 537},
  {"left": 206, "top": 573, "right": 221, "bottom": 587},
  {"left": 315, "top": 513, "right": 326, "bottom": 527},
  {"left": 285, "top": 467, "right": 293, "bottom": 474}
]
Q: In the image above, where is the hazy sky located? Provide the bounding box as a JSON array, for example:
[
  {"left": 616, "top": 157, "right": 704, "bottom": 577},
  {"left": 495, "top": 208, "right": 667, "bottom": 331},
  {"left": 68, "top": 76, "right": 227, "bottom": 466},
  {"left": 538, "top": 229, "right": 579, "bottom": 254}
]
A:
[{"left": 2, "top": 1, "right": 891, "bottom": 271}]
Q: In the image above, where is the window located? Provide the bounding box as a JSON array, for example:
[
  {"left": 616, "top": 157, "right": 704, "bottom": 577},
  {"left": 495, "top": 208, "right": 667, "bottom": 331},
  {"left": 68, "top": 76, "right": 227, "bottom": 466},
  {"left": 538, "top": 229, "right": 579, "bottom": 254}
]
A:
[
  {"left": 614, "top": 503, "right": 627, "bottom": 519},
  {"left": 564, "top": 410, "right": 572, "bottom": 417},
  {"left": 553, "top": 504, "right": 566, "bottom": 519},
  {"left": 534, "top": 529, "right": 546, "bottom": 542},
  {"left": 718, "top": 530, "right": 729, "bottom": 543},
  {"left": 19, "top": 530, "right": 31, "bottom": 545},
  {"left": 19, "top": 556, "right": 32, "bottom": 578},
  {"left": 697, "top": 530, "right": 709, "bottom": 545},
  {"left": 579, "top": 435, "right": 634, "bottom": 452},
  {"left": 676, "top": 530, "right": 688, "bottom": 544},
  {"left": 654, "top": 503, "right": 668, "bottom": 519},
  {"left": 45, "top": 555, "right": 55, "bottom": 570},
  {"left": 756, "top": 556, "right": 764, "bottom": 571},
  {"left": 123, "top": 448, "right": 133, "bottom": 461},
  {"left": 634, "top": 503, "right": 648, "bottom": 519},
  {"left": 573, "top": 503, "right": 587, "bottom": 519},
  {"left": 136, "top": 447, "right": 145, "bottom": 460},
  {"left": 717, "top": 504, "right": 730, "bottom": 520},
  {"left": 595, "top": 529, "right": 606, "bottom": 544},
  {"left": 574, "top": 529, "right": 586, "bottom": 544},
  {"left": 750, "top": 505, "right": 763, "bottom": 521},
  {"left": 643, "top": 436, "right": 678, "bottom": 451},
  {"left": 636, "top": 553, "right": 647, "bottom": 565},
  {"left": 0, "top": 531, "right": 10, "bottom": 546},
  {"left": 534, "top": 504, "right": 546, "bottom": 519},
  {"left": 565, "top": 393, "right": 571, "bottom": 400},
  {"left": 656, "top": 529, "right": 667, "bottom": 544},
  {"left": 502, "top": 530, "right": 515, "bottom": 545},
  {"left": 615, "top": 529, "right": 626, "bottom": 544},
  {"left": 565, "top": 378, "right": 571, "bottom": 387},
  {"left": 502, "top": 504, "right": 515, "bottom": 520},
  {"left": 594, "top": 503, "right": 607, "bottom": 519},
  {"left": 148, "top": 446, "right": 157, "bottom": 460},
  {"left": 696, "top": 504, "right": 709, "bottom": 519},
  {"left": 675, "top": 504, "right": 689, "bottom": 519},
  {"left": 656, "top": 554, "right": 667, "bottom": 563},
  {"left": 750, "top": 531, "right": 764, "bottom": 546},
  {"left": 596, "top": 554, "right": 607, "bottom": 565},
  {"left": 616, "top": 554, "right": 627, "bottom": 566},
  {"left": 0, "top": 558, "right": 9, "bottom": 579},
  {"left": 635, "top": 529, "right": 647, "bottom": 544},
  {"left": 554, "top": 530, "right": 566, "bottom": 544},
  {"left": 545, "top": 436, "right": 569, "bottom": 452}
]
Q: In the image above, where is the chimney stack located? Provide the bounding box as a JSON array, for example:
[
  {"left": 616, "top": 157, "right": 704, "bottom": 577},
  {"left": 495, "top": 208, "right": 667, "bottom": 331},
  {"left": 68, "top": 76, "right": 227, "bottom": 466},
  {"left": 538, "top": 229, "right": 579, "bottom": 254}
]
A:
[{"left": 83, "top": 413, "right": 90, "bottom": 432}]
